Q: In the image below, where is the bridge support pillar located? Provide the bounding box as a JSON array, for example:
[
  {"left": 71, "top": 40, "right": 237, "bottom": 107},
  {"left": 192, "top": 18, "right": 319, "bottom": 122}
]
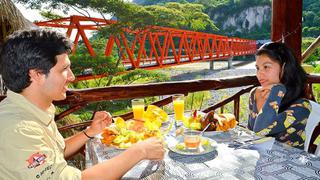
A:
[
  {"left": 209, "top": 60, "right": 214, "bottom": 70},
  {"left": 228, "top": 57, "right": 233, "bottom": 69}
]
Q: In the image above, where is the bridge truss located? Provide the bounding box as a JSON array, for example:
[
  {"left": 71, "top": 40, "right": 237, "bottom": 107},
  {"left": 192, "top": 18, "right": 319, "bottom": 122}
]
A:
[{"left": 36, "top": 15, "right": 256, "bottom": 72}]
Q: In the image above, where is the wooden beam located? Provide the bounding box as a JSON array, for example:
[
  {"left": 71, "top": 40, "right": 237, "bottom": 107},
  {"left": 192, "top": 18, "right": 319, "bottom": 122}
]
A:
[
  {"left": 302, "top": 36, "right": 320, "bottom": 62},
  {"left": 272, "top": 0, "right": 302, "bottom": 63},
  {"left": 54, "top": 75, "right": 259, "bottom": 106}
]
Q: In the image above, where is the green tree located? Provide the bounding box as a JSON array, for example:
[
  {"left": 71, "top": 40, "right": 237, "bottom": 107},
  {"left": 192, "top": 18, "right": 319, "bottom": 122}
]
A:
[
  {"left": 144, "top": 2, "right": 218, "bottom": 31},
  {"left": 302, "top": 0, "right": 320, "bottom": 37}
]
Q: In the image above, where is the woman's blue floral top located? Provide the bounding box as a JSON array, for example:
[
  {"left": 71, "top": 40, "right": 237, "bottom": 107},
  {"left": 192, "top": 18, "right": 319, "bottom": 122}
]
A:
[{"left": 248, "top": 84, "right": 311, "bottom": 149}]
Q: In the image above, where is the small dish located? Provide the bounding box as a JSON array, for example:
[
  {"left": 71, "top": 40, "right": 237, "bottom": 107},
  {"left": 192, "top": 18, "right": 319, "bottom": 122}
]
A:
[{"left": 167, "top": 136, "right": 217, "bottom": 155}]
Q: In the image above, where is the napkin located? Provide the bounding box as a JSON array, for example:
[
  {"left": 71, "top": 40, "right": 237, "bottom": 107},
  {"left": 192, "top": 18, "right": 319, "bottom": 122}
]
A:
[{"left": 246, "top": 137, "right": 275, "bottom": 152}]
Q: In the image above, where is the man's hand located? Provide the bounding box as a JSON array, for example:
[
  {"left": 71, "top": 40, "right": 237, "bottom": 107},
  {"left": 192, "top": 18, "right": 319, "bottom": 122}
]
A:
[
  {"left": 131, "top": 137, "right": 165, "bottom": 161},
  {"left": 87, "top": 111, "right": 112, "bottom": 137}
]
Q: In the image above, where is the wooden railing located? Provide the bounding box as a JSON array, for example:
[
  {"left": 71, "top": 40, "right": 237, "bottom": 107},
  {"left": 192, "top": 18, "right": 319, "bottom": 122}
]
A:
[
  {"left": 51, "top": 74, "right": 320, "bottom": 132},
  {"left": 1, "top": 74, "right": 320, "bottom": 153},
  {"left": 1, "top": 75, "right": 320, "bottom": 125}
]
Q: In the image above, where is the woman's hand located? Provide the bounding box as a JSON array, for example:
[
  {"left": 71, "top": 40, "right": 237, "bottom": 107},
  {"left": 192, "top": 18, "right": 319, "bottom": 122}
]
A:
[
  {"left": 256, "top": 84, "right": 274, "bottom": 111},
  {"left": 87, "top": 111, "right": 112, "bottom": 137},
  {"left": 131, "top": 137, "right": 165, "bottom": 161},
  {"left": 257, "top": 86, "right": 272, "bottom": 100}
]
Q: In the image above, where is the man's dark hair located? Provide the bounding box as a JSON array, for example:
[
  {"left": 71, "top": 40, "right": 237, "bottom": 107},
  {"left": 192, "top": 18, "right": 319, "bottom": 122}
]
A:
[
  {"left": 256, "top": 42, "right": 307, "bottom": 112},
  {"left": 0, "top": 29, "right": 72, "bottom": 93}
]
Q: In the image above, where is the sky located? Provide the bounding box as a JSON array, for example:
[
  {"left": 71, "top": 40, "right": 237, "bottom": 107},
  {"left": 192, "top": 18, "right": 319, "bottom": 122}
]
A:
[
  {"left": 15, "top": 3, "right": 106, "bottom": 22},
  {"left": 14, "top": 2, "right": 114, "bottom": 39},
  {"left": 15, "top": 3, "right": 43, "bottom": 22},
  {"left": 15, "top": 0, "right": 133, "bottom": 22}
]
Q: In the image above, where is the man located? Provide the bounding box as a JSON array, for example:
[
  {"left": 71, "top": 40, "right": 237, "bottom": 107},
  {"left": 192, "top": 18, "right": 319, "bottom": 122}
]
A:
[{"left": 0, "top": 29, "right": 164, "bottom": 179}]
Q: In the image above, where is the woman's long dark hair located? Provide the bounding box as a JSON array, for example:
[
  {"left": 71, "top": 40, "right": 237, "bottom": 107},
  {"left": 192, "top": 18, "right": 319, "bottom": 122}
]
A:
[{"left": 256, "top": 42, "right": 307, "bottom": 112}]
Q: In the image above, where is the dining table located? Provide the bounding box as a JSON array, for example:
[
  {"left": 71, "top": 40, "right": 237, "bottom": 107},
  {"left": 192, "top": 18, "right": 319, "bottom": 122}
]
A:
[{"left": 85, "top": 117, "right": 320, "bottom": 180}]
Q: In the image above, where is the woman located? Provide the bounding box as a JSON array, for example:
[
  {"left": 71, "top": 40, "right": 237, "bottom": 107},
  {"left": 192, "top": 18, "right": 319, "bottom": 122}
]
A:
[{"left": 248, "top": 42, "right": 311, "bottom": 149}]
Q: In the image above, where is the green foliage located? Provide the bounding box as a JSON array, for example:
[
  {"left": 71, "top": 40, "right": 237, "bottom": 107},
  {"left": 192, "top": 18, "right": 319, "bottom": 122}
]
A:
[
  {"left": 185, "top": 91, "right": 211, "bottom": 110},
  {"left": 193, "top": 0, "right": 228, "bottom": 9},
  {"left": 39, "top": 11, "right": 63, "bottom": 20},
  {"left": 55, "top": 107, "right": 84, "bottom": 137},
  {"left": 313, "top": 65, "right": 320, "bottom": 102},
  {"left": 144, "top": 5, "right": 185, "bottom": 28},
  {"left": 239, "top": 94, "right": 249, "bottom": 123},
  {"left": 70, "top": 54, "right": 123, "bottom": 76},
  {"left": 108, "top": 3, "right": 155, "bottom": 32},
  {"left": 303, "top": 0, "right": 320, "bottom": 37},
  {"left": 143, "top": 2, "right": 218, "bottom": 32},
  {"left": 135, "top": 0, "right": 188, "bottom": 6},
  {"left": 303, "top": 27, "right": 320, "bottom": 37},
  {"left": 112, "top": 69, "right": 170, "bottom": 84}
]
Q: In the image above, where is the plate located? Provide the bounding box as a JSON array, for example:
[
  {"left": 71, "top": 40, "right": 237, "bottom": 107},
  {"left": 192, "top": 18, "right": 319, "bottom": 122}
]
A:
[
  {"left": 167, "top": 136, "right": 217, "bottom": 155},
  {"left": 99, "top": 124, "right": 165, "bottom": 149}
]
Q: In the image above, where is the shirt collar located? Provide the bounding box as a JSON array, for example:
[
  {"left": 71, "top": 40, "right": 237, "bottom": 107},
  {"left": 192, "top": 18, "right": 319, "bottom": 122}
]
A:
[{"left": 7, "top": 90, "right": 55, "bottom": 126}]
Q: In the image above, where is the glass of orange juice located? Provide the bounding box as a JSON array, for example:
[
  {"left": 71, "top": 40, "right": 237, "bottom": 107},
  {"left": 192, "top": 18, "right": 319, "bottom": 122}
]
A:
[
  {"left": 184, "top": 130, "right": 201, "bottom": 150},
  {"left": 173, "top": 94, "right": 185, "bottom": 121},
  {"left": 131, "top": 98, "right": 145, "bottom": 120}
]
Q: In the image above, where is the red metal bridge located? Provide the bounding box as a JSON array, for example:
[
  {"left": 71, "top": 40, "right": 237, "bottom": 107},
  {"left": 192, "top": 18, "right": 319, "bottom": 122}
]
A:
[{"left": 36, "top": 15, "right": 256, "bottom": 71}]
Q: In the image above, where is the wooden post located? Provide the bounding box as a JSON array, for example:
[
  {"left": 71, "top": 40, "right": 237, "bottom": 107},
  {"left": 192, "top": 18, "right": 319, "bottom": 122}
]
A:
[
  {"left": 209, "top": 60, "right": 214, "bottom": 70},
  {"left": 272, "top": 0, "right": 302, "bottom": 63}
]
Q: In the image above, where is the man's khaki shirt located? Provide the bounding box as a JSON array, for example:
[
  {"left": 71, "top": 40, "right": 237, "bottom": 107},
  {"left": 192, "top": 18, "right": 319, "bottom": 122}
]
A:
[{"left": 0, "top": 91, "right": 81, "bottom": 179}]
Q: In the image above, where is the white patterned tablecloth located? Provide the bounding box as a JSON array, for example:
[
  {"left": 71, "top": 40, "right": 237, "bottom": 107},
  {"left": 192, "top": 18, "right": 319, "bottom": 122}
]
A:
[{"left": 86, "top": 126, "right": 320, "bottom": 180}]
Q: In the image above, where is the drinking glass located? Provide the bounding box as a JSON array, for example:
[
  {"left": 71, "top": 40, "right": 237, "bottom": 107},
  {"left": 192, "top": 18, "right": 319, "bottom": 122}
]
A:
[
  {"left": 131, "top": 98, "right": 145, "bottom": 120},
  {"left": 184, "top": 129, "right": 201, "bottom": 150},
  {"left": 172, "top": 94, "right": 185, "bottom": 121}
]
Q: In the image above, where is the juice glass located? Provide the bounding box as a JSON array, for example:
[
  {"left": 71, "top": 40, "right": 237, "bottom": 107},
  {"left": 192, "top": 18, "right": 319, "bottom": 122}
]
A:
[
  {"left": 184, "top": 130, "right": 201, "bottom": 150},
  {"left": 131, "top": 98, "right": 144, "bottom": 120},
  {"left": 172, "top": 94, "right": 184, "bottom": 121}
]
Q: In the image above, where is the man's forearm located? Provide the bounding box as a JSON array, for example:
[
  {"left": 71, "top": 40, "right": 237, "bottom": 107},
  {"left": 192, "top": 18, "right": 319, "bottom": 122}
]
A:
[
  {"left": 64, "top": 131, "right": 90, "bottom": 158},
  {"left": 81, "top": 146, "right": 145, "bottom": 180}
]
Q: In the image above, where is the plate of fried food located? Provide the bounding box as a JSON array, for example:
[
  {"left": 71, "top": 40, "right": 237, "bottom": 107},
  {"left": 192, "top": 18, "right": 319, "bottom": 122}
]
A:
[
  {"left": 182, "top": 110, "right": 238, "bottom": 135},
  {"left": 100, "top": 105, "right": 172, "bottom": 149},
  {"left": 100, "top": 122, "right": 161, "bottom": 149}
]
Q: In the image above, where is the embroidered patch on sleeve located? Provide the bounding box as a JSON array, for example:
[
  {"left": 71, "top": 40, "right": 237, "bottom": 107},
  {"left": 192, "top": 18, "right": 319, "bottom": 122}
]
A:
[
  {"left": 26, "top": 152, "right": 47, "bottom": 169},
  {"left": 278, "top": 91, "right": 285, "bottom": 98}
]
